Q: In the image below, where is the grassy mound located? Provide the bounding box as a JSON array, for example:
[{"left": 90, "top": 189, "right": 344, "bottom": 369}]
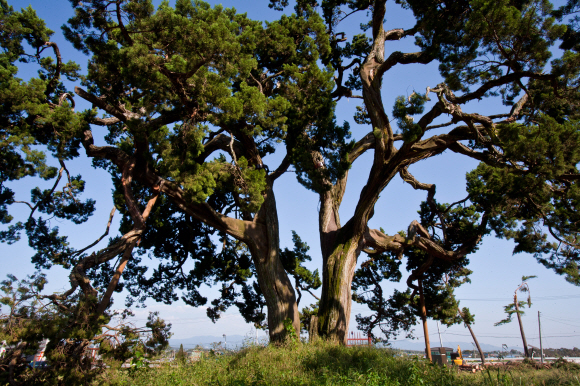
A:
[{"left": 96, "top": 342, "right": 580, "bottom": 386}]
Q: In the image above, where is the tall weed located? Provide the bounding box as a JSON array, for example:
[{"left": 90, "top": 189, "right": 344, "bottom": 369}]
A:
[{"left": 94, "top": 342, "right": 580, "bottom": 386}]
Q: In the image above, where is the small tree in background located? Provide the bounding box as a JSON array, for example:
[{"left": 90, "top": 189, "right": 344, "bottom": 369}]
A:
[
  {"left": 175, "top": 344, "right": 186, "bottom": 363},
  {"left": 0, "top": 273, "right": 171, "bottom": 385},
  {"left": 495, "top": 275, "right": 537, "bottom": 358},
  {"left": 457, "top": 307, "right": 484, "bottom": 364}
]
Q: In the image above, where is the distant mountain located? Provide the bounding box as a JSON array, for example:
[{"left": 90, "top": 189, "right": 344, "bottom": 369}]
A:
[
  {"left": 170, "top": 335, "right": 528, "bottom": 353},
  {"left": 386, "top": 340, "right": 514, "bottom": 352},
  {"left": 169, "top": 335, "right": 254, "bottom": 349}
]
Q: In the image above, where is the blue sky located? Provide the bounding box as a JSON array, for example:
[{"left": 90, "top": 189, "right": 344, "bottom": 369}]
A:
[{"left": 3, "top": 0, "right": 580, "bottom": 350}]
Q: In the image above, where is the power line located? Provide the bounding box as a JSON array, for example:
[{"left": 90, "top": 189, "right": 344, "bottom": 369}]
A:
[
  {"left": 444, "top": 332, "right": 580, "bottom": 339},
  {"left": 541, "top": 316, "right": 580, "bottom": 328},
  {"left": 458, "top": 295, "right": 580, "bottom": 302},
  {"left": 541, "top": 315, "right": 580, "bottom": 323}
]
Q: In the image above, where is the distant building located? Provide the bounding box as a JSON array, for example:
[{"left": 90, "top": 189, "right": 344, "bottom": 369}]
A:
[{"left": 189, "top": 350, "right": 203, "bottom": 362}]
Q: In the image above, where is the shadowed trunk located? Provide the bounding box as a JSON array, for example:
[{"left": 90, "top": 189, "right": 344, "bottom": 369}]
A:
[
  {"left": 315, "top": 165, "right": 398, "bottom": 344},
  {"left": 308, "top": 315, "right": 319, "bottom": 343},
  {"left": 317, "top": 225, "right": 362, "bottom": 344},
  {"left": 249, "top": 185, "right": 300, "bottom": 342}
]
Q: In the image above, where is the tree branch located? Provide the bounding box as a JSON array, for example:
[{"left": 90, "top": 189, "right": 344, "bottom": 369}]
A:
[
  {"left": 70, "top": 207, "right": 116, "bottom": 258},
  {"left": 268, "top": 153, "right": 291, "bottom": 182},
  {"left": 43, "top": 42, "right": 62, "bottom": 98},
  {"left": 197, "top": 133, "right": 244, "bottom": 163},
  {"left": 347, "top": 132, "right": 375, "bottom": 163},
  {"left": 376, "top": 51, "right": 433, "bottom": 82},
  {"left": 75, "top": 86, "right": 141, "bottom": 122}
]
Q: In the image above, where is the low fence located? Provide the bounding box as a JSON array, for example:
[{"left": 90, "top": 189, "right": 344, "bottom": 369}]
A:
[{"left": 346, "top": 332, "right": 371, "bottom": 346}]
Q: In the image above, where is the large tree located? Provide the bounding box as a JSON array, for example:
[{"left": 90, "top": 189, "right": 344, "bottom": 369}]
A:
[
  {"left": 270, "top": 0, "right": 580, "bottom": 343},
  {"left": 1, "top": 0, "right": 334, "bottom": 342},
  {"left": 3, "top": 0, "right": 580, "bottom": 349},
  {"left": 65, "top": 0, "right": 338, "bottom": 341}
]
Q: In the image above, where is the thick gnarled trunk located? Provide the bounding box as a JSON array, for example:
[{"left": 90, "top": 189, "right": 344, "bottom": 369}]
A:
[
  {"left": 250, "top": 185, "right": 300, "bottom": 342},
  {"left": 317, "top": 227, "right": 362, "bottom": 344}
]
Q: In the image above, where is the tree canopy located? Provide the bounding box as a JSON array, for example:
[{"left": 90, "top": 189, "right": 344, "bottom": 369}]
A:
[{"left": 1, "top": 0, "right": 579, "bottom": 359}]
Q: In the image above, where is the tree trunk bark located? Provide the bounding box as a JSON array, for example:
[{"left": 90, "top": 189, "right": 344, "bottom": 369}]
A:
[
  {"left": 458, "top": 308, "right": 485, "bottom": 364},
  {"left": 309, "top": 315, "right": 319, "bottom": 343},
  {"left": 250, "top": 185, "right": 300, "bottom": 343},
  {"left": 317, "top": 226, "right": 362, "bottom": 344},
  {"left": 514, "top": 294, "right": 529, "bottom": 358},
  {"left": 315, "top": 168, "right": 398, "bottom": 344},
  {"left": 96, "top": 239, "right": 137, "bottom": 315},
  {"left": 419, "top": 279, "right": 432, "bottom": 362},
  {"left": 465, "top": 322, "right": 485, "bottom": 364}
]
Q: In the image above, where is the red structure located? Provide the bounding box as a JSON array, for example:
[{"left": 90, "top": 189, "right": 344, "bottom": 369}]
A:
[{"left": 346, "top": 332, "right": 371, "bottom": 346}]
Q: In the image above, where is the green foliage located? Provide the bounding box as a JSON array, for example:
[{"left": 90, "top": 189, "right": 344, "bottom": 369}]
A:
[
  {"left": 392, "top": 92, "right": 428, "bottom": 142},
  {"left": 353, "top": 195, "right": 483, "bottom": 340},
  {"left": 175, "top": 344, "right": 186, "bottom": 363},
  {"left": 0, "top": 0, "right": 85, "bottom": 245},
  {"left": 495, "top": 275, "right": 536, "bottom": 326},
  {"left": 118, "top": 195, "right": 267, "bottom": 327},
  {"left": 127, "top": 350, "right": 150, "bottom": 377},
  {"left": 3, "top": 0, "right": 580, "bottom": 377},
  {"left": 283, "top": 317, "right": 299, "bottom": 345},
  {"left": 0, "top": 273, "right": 172, "bottom": 385},
  {"left": 553, "top": 0, "right": 580, "bottom": 51},
  {"left": 428, "top": 0, "right": 566, "bottom": 94},
  {"left": 300, "top": 300, "right": 319, "bottom": 334},
  {"left": 280, "top": 231, "right": 321, "bottom": 305},
  {"left": 233, "top": 157, "right": 267, "bottom": 213},
  {"left": 459, "top": 307, "right": 476, "bottom": 325},
  {"left": 96, "top": 342, "right": 580, "bottom": 386},
  {"left": 466, "top": 116, "right": 580, "bottom": 284}
]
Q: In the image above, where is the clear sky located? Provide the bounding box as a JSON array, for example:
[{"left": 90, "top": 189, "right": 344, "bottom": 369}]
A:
[{"left": 3, "top": 0, "right": 580, "bottom": 351}]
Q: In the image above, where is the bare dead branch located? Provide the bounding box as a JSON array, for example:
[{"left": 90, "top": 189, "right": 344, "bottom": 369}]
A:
[
  {"left": 71, "top": 207, "right": 117, "bottom": 257},
  {"left": 27, "top": 165, "right": 65, "bottom": 220},
  {"left": 13, "top": 201, "right": 34, "bottom": 210}
]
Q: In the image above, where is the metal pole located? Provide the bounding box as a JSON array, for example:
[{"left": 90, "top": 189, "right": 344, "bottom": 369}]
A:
[
  {"left": 437, "top": 321, "right": 443, "bottom": 347},
  {"left": 538, "top": 311, "right": 544, "bottom": 364}
]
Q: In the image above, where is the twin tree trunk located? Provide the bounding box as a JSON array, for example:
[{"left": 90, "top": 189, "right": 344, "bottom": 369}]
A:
[
  {"left": 315, "top": 167, "right": 397, "bottom": 344},
  {"left": 317, "top": 233, "right": 361, "bottom": 343}
]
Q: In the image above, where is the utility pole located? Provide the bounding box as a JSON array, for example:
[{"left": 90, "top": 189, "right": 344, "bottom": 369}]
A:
[
  {"left": 437, "top": 321, "right": 443, "bottom": 347},
  {"left": 223, "top": 334, "right": 226, "bottom": 351},
  {"left": 255, "top": 326, "right": 258, "bottom": 345},
  {"left": 538, "top": 311, "right": 544, "bottom": 364}
]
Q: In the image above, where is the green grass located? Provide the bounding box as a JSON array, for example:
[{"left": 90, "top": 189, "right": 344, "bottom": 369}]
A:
[{"left": 95, "top": 342, "right": 580, "bottom": 386}]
